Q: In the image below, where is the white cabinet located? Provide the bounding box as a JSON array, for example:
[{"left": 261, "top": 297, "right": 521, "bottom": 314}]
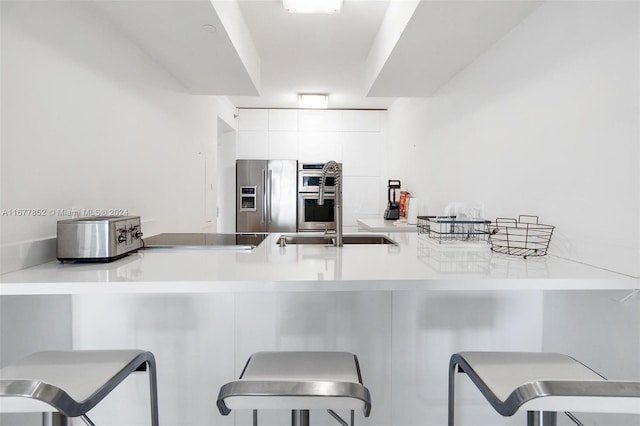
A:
[
  {"left": 268, "top": 131, "right": 299, "bottom": 160},
  {"left": 267, "top": 110, "right": 299, "bottom": 159},
  {"left": 237, "top": 109, "right": 384, "bottom": 165},
  {"left": 268, "top": 109, "right": 298, "bottom": 131},
  {"left": 299, "top": 110, "right": 343, "bottom": 132},
  {"left": 237, "top": 130, "right": 268, "bottom": 159},
  {"left": 238, "top": 109, "right": 268, "bottom": 131},
  {"left": 235, "top": 108, "right": 388, "bottom": 227},
  {"left": 237, "top": 109, "right": 269, "bottom": 159},
  {"left": 298, "top": 132, "right": 342, "bottom": 163}
]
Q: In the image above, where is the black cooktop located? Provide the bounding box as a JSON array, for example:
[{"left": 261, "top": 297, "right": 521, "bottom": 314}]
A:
[{"left": 143, "top": 233, "right": 268, "bottom": 250}]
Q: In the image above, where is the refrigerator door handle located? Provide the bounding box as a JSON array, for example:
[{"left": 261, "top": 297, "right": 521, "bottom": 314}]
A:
[
  {"left": 261, "top": 169, "right": 267, "bottom": 224},
  {"left": 268, "top": 169, "right": 273, "bottom": 223}
]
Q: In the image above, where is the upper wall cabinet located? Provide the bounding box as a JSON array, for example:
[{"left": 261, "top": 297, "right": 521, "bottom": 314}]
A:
[
  {"left": 238, "top": 109, "right": 268, "bottom": 131},
  {"left": 269, "top": 110, "right": 298, "bottom": 131},
  {"left": 299, "top": 110, "right": 343, "bottom": 132},
  {"left": 240, "top": 109, "right": 383, "bottom": 132},
  {"left": 235, "top": 108, "right": 388, "bottom": 224},
  {"left": 237, "top": 108, "right": 386, "bottom": 166},
  {"left": 237, "top": 130, "right": 268, "bottom": 159},
  {"left": 268, "top": 132, "right": 299, "bottom": 160}
]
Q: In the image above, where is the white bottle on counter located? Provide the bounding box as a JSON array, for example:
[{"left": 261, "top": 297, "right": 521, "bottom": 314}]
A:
[{"left": 407, "top": 197, "right": 419, "bottom": 224}]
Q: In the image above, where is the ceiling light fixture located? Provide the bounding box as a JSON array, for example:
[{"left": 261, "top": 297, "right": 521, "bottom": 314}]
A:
[
  {"left": 283, "top": 0, "right": 342, "bottom": 14},
  {"left": 298, "top": 94, "right": 329, "bottom": 109}
]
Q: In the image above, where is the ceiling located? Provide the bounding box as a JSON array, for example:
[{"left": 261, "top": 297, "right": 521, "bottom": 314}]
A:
[
  {"left": 229, "top": 0, "right": 391, "bottom": 109},
  {"left": 95, "top": 0, "right": 543, "bottom": 110}
]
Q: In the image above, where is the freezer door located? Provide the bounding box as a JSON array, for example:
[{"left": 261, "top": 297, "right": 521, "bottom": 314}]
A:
[
  {"left": 236, "top": 160, "right": 267, "bottom": 232},
  {"left": 267, "top": 160, "right": 297, "bottom": 232}
]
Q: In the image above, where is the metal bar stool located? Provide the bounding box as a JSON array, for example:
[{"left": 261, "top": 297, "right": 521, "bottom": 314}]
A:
[
  {"left": 217, "top": 351, "right": 371, "bottom": 426},
  {"left": 449, "top": 351, "right": 640, "bottom": 426},
  {"left": 0, "top": 349, "right": 159, "bottom": 426}
]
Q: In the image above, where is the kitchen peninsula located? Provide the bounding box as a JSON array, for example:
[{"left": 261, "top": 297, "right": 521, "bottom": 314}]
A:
[
  {"left": 1, "top": 233, "right": 639, "bottom": 426},
  {"left": 0, "top": 232, "right": 636, "bottom": 295}
]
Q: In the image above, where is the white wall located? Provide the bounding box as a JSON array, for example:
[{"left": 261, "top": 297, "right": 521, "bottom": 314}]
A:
[
  {"left": 387, "top": 6, "right": 640, "bottom": 424},
  {"left": 387, "top": 1, "right": 639, "bottom": 277},
  {"left": 0, "top": 4, "right": 235, "bottom": 424},
  {"left": 217, "top": 118, "right": 238, "bottom": 233},
  {"left": 0, "top": 1, "right": 237, "bottom": 272}
]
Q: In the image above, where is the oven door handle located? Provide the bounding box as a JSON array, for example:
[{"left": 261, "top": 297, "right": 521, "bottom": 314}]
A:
[
  {"left": 261, "top": 169, "right": 267, "bottom": 224},
  {"left": 267, "top": 169, "right": 273, "bottom": 224}
]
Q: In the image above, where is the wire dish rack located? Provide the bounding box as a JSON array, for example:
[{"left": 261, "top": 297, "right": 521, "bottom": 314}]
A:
[
  {"left": 488, "top": 215, "right": 555, "bottom": 258},
  {"left": 417, "top": 216, "right": 491, "bottom": 243}
]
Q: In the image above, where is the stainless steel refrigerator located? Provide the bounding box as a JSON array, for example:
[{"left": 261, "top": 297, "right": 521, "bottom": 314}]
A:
[{"left": 236, "top": 159, "right": 298, "bottom": 232}]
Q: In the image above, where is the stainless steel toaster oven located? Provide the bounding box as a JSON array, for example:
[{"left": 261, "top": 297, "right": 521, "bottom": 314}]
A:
[{"left": 56, "top": 216, "right": 143, "bottom": 262}]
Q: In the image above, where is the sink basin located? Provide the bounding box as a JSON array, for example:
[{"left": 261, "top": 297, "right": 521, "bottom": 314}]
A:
[
  {"left": 342, "top": 235, "right": 398, "bottom": 245},
  {"left": 278, "top": 234, "right": 397, "bottom": 245}
]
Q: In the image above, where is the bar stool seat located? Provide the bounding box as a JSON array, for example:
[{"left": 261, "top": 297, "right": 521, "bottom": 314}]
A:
[
  {"left": 217, "top": 351, "right": 371, "bottom": 426},
  {"left": 449, "top": 351, "right": 640, "bottom": 426},
  {"left": 0, "top": 349, "right": 159, "bottom": 426}
]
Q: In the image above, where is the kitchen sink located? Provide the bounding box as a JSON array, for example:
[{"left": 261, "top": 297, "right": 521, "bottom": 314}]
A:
[
  {"left": 342, "top": 235, "right": 398, "bottom": 245},
  {"left": 277, "top": 234, "right": 398, "bottom": 245}
]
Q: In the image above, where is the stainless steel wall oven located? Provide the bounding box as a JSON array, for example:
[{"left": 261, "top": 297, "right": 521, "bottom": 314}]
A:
[
  {"left": 298, "top": 192, "right": 335, "bottom": 231},
  {"left": 298, "top": 163, "right": 337, "bottom": 192},
  {"left": 297, "top": 163, "right": 339, "bottom": 231}
]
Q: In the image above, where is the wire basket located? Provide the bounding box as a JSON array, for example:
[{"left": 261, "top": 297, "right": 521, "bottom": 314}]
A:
[
  {"left": 417, "top": 215, "right": 491, "bottom": 243},
  {"left": 488, "top": 215, "right": 555, "bottom": 258},
  {"left": 417, "top": 239, "right": 492, "bottom": 273}
]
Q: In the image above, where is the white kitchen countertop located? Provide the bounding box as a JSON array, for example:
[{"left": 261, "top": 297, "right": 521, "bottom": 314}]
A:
[
  {"left": 0, "top": 233, "right": 637, "bottom": 295},
  {"left": 357, "top": 218, "right": 418, "bottom": 232}
]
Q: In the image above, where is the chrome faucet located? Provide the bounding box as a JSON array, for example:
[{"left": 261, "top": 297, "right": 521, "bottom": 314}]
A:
[{"left": 318, "top": 161, "right": 342, "bottom": 247}]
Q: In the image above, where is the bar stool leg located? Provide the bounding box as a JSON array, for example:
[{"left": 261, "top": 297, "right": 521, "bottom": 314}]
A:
[
  {"left": 527, "top": 411, "right": 557, "bottom": 426},
  {"left": 291, "top": 409, "right": 310, "bottom": 426},
  {"left": 448, "top": 360, "right": 457, "bottom": 426},
  {"left": 327, "top": 409, "right": 352, "bottom": 426},
  {"left": 79, "top": 415, "right": 97, "bottom": 426},
  {"left": 42, "top": 413, "right": 69, "bottom": 426},
  {"left": 147, "top": 359, "right": 160, "bottom": 426}
]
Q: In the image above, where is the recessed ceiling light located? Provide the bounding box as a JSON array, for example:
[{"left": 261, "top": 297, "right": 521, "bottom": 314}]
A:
[
  {"left": 283, "top": 0, "right": 342, "bottom": 14},
  {"left": 298, "top": 94, "right": 329, "bottom": 109}
]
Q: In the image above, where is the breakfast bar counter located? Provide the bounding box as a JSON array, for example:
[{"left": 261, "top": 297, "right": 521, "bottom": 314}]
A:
[
  {"left": 1, "top": 232, "right": 637, "bottom": 295},
  {"left": 2, "top": 232, "right": 639, "bottom": 426}
]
